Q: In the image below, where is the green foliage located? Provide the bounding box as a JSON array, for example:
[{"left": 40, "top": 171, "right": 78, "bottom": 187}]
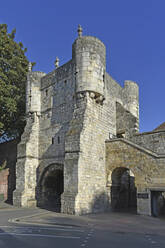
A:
[
  {"left": 0, "top": 24, "right": 29, "bottom": 139},
  {"left": 0, "top": 160, "right": 6, "bottom": 171}
]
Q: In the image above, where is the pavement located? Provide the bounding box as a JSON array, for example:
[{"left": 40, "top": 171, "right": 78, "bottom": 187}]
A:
[
  {"left": 0, "top": 201, "right": 92, "bottom": 228},
  {"left": 0, "top": 201, "right": 16, "bottom": 209},
  {"left": 5, "top": 204, "right": 165, "bottom": 236},
  {"left": 1, "top": 202, "right": 165, "bottom": 248},
  {"left": 9, "top": 210, "right": 92, "bottom": 228},
  {"left": 1, "top": 201, "right": 165, "bottom": 234}
]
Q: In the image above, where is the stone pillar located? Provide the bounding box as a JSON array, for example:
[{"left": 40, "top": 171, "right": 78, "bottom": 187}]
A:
[
  {"left": 61, "top": 94, "right": 85, "bottom": 214},
  {"left": 62, "top": 91, "right": 110, "bottom": 215},
  {"left": 137, "top": 188, "right": 151, "bottom": 216},
  {"left": 13, "top": 71, "right": 45, "bottom": 207}
]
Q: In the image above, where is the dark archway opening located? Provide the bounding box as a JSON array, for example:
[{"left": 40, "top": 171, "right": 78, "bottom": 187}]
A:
[
  {"left": 38, "top": 168, "right": 64, "bottom": 212},
  {"left": 151, "top": 191, "right": 165, "bottom": 217},
  {"left": 111, "top": 167, "right": 137, "bottom": 212}
]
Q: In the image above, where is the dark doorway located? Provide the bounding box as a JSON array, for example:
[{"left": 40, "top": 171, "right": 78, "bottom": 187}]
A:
[
  {"left": 111, "top": 167, "right": 137, "bottom": 212},
  {"left": 151, "top": 191, "right": 165, "bottom": 217},
  {"left": 38, "top": 167, "right": 64, "bottom": 212}
]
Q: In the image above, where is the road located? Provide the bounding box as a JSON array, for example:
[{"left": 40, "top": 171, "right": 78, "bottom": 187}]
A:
[
  {"left": 0, "top": 208, "right": 92, "bottom": 248},
  {"left": 0, "top": 208, "right": 165, "bottom": 248}
]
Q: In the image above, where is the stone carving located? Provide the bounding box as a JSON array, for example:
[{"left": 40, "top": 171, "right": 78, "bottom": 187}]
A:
[
  {"left": 77, "top": 24, "right": 83, "bottom": 37},
  {"left": 55, "top": 57, "right": 59, "bottom": 68}
]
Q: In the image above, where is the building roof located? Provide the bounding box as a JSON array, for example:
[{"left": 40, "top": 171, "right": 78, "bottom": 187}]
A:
[{"left": 153, "top": 122, "right": 165, "bottom": 131}]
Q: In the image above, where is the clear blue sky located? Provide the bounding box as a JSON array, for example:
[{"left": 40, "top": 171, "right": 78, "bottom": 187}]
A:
[{"left": 1, "top": 0, "right": 164, "bottom": 132}]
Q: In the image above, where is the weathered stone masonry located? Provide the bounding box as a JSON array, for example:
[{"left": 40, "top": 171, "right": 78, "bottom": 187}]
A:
[
  {"left": 13, "top": 26, "right": 165, "bottom": 216},
  {"left": 0, "top": 139, "right": 19, "bottom": 203}
]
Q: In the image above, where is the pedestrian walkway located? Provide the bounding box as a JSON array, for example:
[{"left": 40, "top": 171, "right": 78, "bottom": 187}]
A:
[
  {"left": 0, "top": 201, "right": 15, "bottom": 209},
  {"left": 10, "top": 210, "right": 92, "bottom": 229},
  {"left": 8, "top": 208, "right": 165, "bottom": 236}
]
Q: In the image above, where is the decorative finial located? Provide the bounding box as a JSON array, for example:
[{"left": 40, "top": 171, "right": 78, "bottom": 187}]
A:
[
  {"left": 55, "top": 57, "right": 59, "bottom": 68},
  {"left": 28, "top": 62, "right": 32, "bottom": 72},
  {"left": 77, "top": 24, "right": 83, "bottom": 37}
]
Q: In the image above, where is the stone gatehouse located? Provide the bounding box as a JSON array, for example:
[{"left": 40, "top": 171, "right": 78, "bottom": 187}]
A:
[{"left": 13, "top": 26, "right": 165, "bottom": 216}]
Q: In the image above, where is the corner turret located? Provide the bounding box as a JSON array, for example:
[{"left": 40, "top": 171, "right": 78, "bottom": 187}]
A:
[
  {"left": 26, "top": 66, "right": 46, "bottom": 114},
  {"left": 72, "top": 26, "right": 106, "bottom": 99},
  {"left": 124, "top": 80, "right": 139, "bottom": 131}
]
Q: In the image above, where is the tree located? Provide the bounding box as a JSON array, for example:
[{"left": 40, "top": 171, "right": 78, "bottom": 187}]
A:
[{"left": 0, "top": 24, "right": 29, "bottom": 139}]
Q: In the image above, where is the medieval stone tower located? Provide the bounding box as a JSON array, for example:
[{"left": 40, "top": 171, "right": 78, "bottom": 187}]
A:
[{"left": 13, "top": 26, "right": 165, "bottom": 217}]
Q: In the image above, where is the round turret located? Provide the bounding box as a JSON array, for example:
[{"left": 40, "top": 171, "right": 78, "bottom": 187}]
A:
[
  {"left": 72, "top": 29, "right": 106, "bottom": 96},
  {"left": 26, "top": 71, "right": 46, "bottom": 114},
  {"left": 124, "top": 80, "right": 139, "bottom": 130}
]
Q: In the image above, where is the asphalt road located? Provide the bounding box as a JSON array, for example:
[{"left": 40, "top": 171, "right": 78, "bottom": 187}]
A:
[
  {"left": 0, "top": 208, "right": 92, "bottom": 248},
  {"left": 0, "top": 207, "right": 165, "bottom": 248}
]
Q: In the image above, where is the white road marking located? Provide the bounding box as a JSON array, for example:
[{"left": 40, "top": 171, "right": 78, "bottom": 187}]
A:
[
  {"left": 151, "top": 241, "right": 157, "bottom": 244},
  {"left": 0, "top": 232, "right": 80, "bottom": 239},
  {"left": 0, "top": 225, "right": 86, "bottom": 240},
  {"left": 0, "top": 226, "right": 84, "bottom": 233},
  {"left": 145, "top": 234, "right": 159, "bottom": 246}
]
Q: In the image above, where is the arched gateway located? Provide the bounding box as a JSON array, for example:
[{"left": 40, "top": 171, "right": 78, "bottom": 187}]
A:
[
  {"left": 37, "top": 164, "right": 64, "bottom": 211},
  {"left": 111, "top": 167, "right": 137, "bottom": 211}
]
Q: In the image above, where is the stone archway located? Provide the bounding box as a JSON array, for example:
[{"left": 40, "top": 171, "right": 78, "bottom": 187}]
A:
[
  {"left": 37, "top": 164, "right": 64, "bottom": 212},
  {"left": 111, "top": 167, "right": 137, "bottom": 211}
]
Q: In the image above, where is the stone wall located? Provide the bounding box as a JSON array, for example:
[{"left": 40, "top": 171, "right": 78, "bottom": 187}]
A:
[
  {"left": 116, "top": 102, "right": 138, "bottom": 138},
  {"left": 37, "top": 60, "right": 76, "bottom": 208},
  {"left": 0, "top": 169, "right": 9, "bottom": 201},
  {"left": 74, "top": 93, "right": 110, "bottom": 214},
  {"left": 105, "top": 74, "right": 139, "bottom": 135},
  {"left": 131, "top": 130, "right": 165, "bottom": 154},
  {"left": 0, "top": 139, "right": 19, "bottom": 203},
  {"left": 105, "top": 138, "right": 165, "bottom": 215},
  {"left": 38, "top": 60, "right": 75, "bottom": 166}
]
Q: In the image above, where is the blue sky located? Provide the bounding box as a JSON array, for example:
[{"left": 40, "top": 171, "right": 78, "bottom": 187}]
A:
[{"left": 1, "top": 0, "right": 164, "bottom": 132}]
